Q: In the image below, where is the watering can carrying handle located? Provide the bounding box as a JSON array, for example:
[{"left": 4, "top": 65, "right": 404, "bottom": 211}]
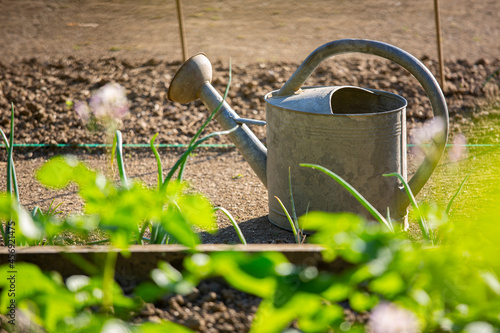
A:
[{"left": 277, "top": 39, "right": 449, "bottom": 211}]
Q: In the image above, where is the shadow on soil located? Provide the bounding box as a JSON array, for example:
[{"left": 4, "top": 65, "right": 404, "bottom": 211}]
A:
[{"left": 200, "top": 215, "right": 296, "bottom": 244}]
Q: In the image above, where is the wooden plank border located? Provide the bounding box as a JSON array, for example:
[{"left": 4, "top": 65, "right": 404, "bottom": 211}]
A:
[{"left": 0, "top": 244, "right": 348, "bottom": 286}]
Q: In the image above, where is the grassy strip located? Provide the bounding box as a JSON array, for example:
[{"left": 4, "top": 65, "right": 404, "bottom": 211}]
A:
[{"left": 445, "top": 172, "right": 471, "bottom": 215}]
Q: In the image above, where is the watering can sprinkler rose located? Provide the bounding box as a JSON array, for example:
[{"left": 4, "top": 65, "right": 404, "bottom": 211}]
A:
[{"left": 168, "top": 39, "right": 449, "bottom": 230}]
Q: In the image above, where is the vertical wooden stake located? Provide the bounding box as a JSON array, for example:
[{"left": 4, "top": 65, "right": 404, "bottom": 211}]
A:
[
  {"left": 176, "top": 0, "right": 188, "bottom": 62},
  {"left": 434, "top": 0, "right": 445, "bottom": 90}
]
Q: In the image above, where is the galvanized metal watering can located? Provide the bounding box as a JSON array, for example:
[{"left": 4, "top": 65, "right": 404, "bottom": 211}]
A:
[{"left": 168, "top": 39, "right": 449, "bottom": 230}]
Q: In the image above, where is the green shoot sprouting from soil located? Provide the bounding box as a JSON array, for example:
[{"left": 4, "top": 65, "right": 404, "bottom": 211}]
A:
[
  {"left": 214, "top": 206, "right": 247, "bottom": 245},
  {"left": 274, "top": 196, "right": 301, "bottom": 244},
  {"left": 275, "top": 167, "right": 306, "bottom": 244},
  {"left": 150, "top": 133, "right": 164, "bottom": 189},
  {"left": 114, "top": 130, "right": 128, "bottom": 188},
  {"left": 384, "top": 172, "right": 433, "bottom": 244}
]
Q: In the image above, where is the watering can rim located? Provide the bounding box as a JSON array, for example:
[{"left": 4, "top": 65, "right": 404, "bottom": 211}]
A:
[{"left": 265, "top": 85, "right": 408, "bottom": 117}]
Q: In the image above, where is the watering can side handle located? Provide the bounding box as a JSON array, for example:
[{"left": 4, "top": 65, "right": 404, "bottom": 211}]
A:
[{"left": 278, "top": 39, "right": 449, "bottom": 211}]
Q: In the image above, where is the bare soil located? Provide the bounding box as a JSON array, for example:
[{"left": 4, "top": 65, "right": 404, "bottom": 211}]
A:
[
  {"left": 1, "top": 1, "right": 500, "bottom": 332},
  {"left": 1, "top": 0, "right": 499, "bottom": 64}
]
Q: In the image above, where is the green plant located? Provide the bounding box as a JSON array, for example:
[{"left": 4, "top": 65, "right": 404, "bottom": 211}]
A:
[
  {"left": 1, "top": 104, "right": 19, "bottom": 245},
  {"left": 136, "top": 62, "right": 242, "bottom": 245},
  {"left": 36, "top": 156, "right": 217, "bottom": 248},
  {"left": 0, "top": 150, "right": 218, "bottom": 330},
  {"left": 0, "top": 263, "right": 194, "bottom": 333},
  {"left": 275, "top": 168, "right": 306, "bottom": 244},
  {"left": 215, "top": 206, "right": 247, "bottom": 245},
  {"left": 300, "top": 163, "right": 394, "bottom": 233},
  {"left": 166, "top": 59, "right": 232, "bottom": 185},
  {"left": 0, "top": 63, "right": 248, "bottom": 330},
  {"left": 300, "top": 162, "right": 472, "bottom": 246},
  {"left": 384, "top": 172, "right": 433, "bottom": 243},
  {"left": 2, "top": 146, "right": 498, "bottom": 333},
  {"left": 32, "top": 199, "right": 64, "bottom": 220},
  {"left": 3, "top": 59, "right": 497, "bottom": 333}
]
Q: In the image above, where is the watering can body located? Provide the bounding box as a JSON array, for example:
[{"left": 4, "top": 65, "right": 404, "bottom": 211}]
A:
[
  {"left": 168, "top": 39, "right": 448, "bottom": 231},
  {"left": 266, "top": 86, "right": 408, "bottom": 228}
]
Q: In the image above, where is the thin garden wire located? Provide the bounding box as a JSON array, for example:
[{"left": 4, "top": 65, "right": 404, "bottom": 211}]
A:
[
  {"left": 10, "top": 143, "right": 235, "bottom": 148},
  {"left": 7, "top": 143, "right": 500, "bottom": 148}
]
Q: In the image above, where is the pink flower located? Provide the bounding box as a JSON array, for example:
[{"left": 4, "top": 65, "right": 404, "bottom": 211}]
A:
[
  {"left": 74, "top": 101, "right": 90, "bottom": 122},
  {"left": 410, "top": 117, "right": 447, "bottom": 160},
  {"left": 88, "top": 83, "right": 129, "bottom": 121},
  {"left": 410, "top": 117, "right": 446, "bottom": 147},
  {"left": 369, "top": 302, "right": 420, "bottom": 333},
  {"left": 448, "top": 133, "right": 468, "bottom": 162}
]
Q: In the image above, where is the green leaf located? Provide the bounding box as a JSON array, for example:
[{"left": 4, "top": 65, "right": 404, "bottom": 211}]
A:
[
  {"left": 75, "top": 276, "right": 135, "bottom": 311},
  {"left": 176, "top": 193, "right": 216, "bottom": 232},
  {"left": 297, "top": 303, "right": 344, "bottom": 332},
  {"left": 0, "top": 263, "right": 58, "bottom": 310},
  {"left": 36, "top": 156, "right": 96, "bottom": 189},
  {"left": 160, "top": 206, "right": 200, "bottom": 248},
  {"left": 183, "top": 253, "right": 214, "bottom": 280},
  {"left": 272, "top": 266, "right": 335, "bottom": 308},
  {"left": 133, "top": 282, "right": 164, "bottom": 303},
  {"left": 17, "top": 203, "right": 44, "bottom": 241},
  {"left": 275, "top": 196, "right": 299, "bottom": 243},
  {"left": 0, "top": 194, "right": 14, "bottom": 222},
  {"left": 87, "top": 182, "right": 155, "bottom": 232},
  {"left": 322, "top": 282, "right": 352, "bottom": 302},
  {"left": 299, "top": 211, "right": 365, "bottom": 262},
  {"left": 369, "top": 271, "right": 406, "bottom": 298},
  {"left": 299, "top": 211, "right": 364, "bottom": 234},
  {"left": 349, "top": 291, "right": 379, "bottom": 312},
  {"left": 149, "top": 133, "right": 163, "bottom": 188},
  {"left": 135, "top": 262, "right": 194, "bottom": 303},
  {"left": 192, "top": 252, "right": 287, "bottom": 299},
  {"left": 0, "top": 263, "right": 77, "bottom": 331},
  {"left": 384, "top": 172, "right": 434, "bottom": 243},
  {"left": 446, "top": 172, "right": 471, "bottom": 215},
  {"left": 0, "top": 197, "right": 46, "bottom": 244},
  {"left": 114, "top": 130, "right": 128, "bottom": 188},
  {"left": 161, "top": 126, "right": 238, "bottom": 189},
  {"left": 134, "top": 320, "right": 196, "bottom": 333},
  {"left": 215, "top": 207, "right": 247, "bottom": 245},
  {"left": 213, "top": 253, "right": 278, "bottom": 298},
  {"left": 175, "top": 60, "right": 232, "bottom": 183},
  {"left": 251, "top": 294, "right": 323, "bottom": 333}
]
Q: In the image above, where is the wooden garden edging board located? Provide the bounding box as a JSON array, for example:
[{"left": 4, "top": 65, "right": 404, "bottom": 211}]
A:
[{"left": 0, "top": 244, "right": 347, "bottom": 285}]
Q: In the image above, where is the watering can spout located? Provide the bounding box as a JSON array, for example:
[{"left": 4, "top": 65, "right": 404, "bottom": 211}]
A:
[{"left": 168, "top": 53, "right": 268, "bottom": 188}]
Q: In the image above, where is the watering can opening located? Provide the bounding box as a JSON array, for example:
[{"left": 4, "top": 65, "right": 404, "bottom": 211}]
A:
[
  {"left": 265, "top": 86, "right": 407, "bottom": 116},
  {"left": 330, "top": 86, "right": 407, "bottom": 115}
]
